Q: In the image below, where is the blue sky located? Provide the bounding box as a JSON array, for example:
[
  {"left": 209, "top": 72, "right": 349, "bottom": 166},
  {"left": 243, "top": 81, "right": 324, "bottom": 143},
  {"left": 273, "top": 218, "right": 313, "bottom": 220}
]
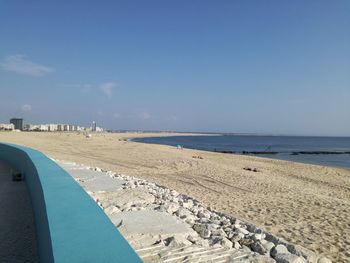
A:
[{"left": 0, "top": 1, "right": 349, "bottom": 136}]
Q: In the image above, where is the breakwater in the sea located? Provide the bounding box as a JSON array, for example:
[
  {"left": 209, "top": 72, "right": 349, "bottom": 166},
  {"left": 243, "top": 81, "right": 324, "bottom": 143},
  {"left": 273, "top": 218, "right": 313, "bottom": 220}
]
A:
[
  {"left": 133, "top": 135, "right": 350, "bottom": 168},
  {"left": 215, "top": 150, "right": 350, "bottom": 155}
]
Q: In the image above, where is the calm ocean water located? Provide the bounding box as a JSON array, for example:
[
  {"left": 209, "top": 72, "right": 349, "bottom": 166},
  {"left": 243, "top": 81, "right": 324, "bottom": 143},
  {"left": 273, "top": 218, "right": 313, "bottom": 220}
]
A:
[{"left": 133, "top": 135, "right": 350, "bottom": 169}]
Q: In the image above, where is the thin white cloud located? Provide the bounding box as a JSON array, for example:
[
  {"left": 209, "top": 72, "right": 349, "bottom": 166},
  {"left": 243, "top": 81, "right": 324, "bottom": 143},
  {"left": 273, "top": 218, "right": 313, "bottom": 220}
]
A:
[
  {"left": 0, "top": 55, "right": 54, "bottom": 77},
  {"left": 21, "top": 104, "right": 32, "bottom": 112},
  {"left": 99, "top": 82, "right": 116, "bottom": 98}
]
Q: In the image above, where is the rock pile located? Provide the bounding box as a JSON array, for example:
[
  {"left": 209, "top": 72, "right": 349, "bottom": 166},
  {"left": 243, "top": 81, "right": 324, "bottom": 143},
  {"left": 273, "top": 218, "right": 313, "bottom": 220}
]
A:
[{"left": 86, "top": 165, "right": 331, "bottom": 263}]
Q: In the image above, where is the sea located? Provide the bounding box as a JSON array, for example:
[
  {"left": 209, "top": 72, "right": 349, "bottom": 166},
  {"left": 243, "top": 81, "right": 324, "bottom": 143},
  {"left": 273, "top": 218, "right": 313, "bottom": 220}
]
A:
[{"left": 132, "top": 135, "right": 350, "bottom": 169}]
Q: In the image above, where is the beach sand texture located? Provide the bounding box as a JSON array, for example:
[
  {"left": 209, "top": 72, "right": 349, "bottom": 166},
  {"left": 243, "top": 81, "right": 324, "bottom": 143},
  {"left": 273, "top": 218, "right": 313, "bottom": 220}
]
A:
[{"left": 0, "top": 132, "right": 349, "bottom": 262}]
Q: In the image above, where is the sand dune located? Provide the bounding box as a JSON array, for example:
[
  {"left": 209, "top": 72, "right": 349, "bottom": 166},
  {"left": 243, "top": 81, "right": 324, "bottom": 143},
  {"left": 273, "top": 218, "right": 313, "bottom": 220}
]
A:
[{"left": 1, "top": 132, "right": 349, "bottom": 262}]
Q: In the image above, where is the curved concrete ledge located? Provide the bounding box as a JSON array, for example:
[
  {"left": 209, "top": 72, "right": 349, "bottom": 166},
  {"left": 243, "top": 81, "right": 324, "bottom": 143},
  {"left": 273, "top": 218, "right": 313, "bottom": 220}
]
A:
[{"left": 0, "top": 142, "right": 142, "bottom": 263}]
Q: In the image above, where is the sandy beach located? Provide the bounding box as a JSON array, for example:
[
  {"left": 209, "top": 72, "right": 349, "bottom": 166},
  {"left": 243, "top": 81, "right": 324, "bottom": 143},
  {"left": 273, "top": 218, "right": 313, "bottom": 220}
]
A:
[{"left": 1, "top": 132, "right": 349, "bottom": 262}]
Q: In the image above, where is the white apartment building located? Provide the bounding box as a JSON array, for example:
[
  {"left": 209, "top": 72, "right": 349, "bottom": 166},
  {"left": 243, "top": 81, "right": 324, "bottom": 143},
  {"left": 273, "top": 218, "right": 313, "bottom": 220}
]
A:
[
  {"left": 24, "top": 124, "right": 49, "bottom": 131},
  {"left": 57, "top": 124, "right": 65, "bottom": 131},
  {"left": 0, "top": 123, "right": 15, "bottom": 130},
  {"left": 9, "top": 122, "right": 99, "bottom": 132},
  {"left": 47, "top": 124, "right": 58, "bottom": 132}
]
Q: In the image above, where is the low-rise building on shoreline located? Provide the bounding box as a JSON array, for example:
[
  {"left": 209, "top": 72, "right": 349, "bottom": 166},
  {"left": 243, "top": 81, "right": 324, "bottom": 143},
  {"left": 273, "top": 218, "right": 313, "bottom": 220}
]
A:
[
  {"left": 24, "top": 124, "right": 89, "bottom": 132},
  {"left": 0, "top": 123, "right": 15, "bottom": 131},
  {"left": 2, "top": 119, "right": 104, "bottom": 132}
]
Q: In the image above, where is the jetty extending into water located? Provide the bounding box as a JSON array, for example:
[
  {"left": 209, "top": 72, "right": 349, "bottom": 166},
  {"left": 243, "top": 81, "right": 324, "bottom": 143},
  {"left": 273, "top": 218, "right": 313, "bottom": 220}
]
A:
[{"left": 214, "top": 149, "right": 350, "bottom": 155}]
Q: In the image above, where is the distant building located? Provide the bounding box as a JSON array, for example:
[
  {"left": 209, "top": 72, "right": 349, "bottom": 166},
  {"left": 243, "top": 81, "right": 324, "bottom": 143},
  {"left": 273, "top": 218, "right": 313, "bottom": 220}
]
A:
[
  {"left": 39, "top": 125, "right": 49, "bottom": 131},
  {"left": 23, "top": 124, "right": 48, "bottom": 131},
  {"left": 24, "top": 124, "right": 34, "bottom": 131},
  {"left": 0, "top": 123, "right": 15, "bottom": 131},
  {"left": 48, "top": 124, "right": 58, "bottom": 132},
  {"left": 10, "top": 118, "right": 23, "bottom": 130},
  {"left": 7, "top": 121, "right": 101, "bottom": 133},
  {"left": 68, "top": 125, "right": 77, "bottom": 132}
]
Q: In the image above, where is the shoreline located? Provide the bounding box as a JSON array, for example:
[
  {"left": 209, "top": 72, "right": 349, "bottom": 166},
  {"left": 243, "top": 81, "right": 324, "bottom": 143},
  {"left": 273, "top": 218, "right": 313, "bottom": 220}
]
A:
[
  {"left": 0, "top": 132, "right": 349, "bottom": 261},
  {"left": 131, "top": 134, "right": 350, "bottom": 170}
]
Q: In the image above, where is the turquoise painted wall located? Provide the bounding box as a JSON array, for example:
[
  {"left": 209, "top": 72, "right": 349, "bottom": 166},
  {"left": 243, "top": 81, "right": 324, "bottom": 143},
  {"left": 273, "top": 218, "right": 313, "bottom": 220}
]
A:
[{"left": 0, "top": 142, "right": 142, "bottom": 263}]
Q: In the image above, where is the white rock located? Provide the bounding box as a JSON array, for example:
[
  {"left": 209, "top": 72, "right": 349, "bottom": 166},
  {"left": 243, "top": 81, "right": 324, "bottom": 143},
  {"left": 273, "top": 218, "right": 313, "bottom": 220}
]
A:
[
  {"left": 185, "top": 216, "right": 197, "bottom": 226},
  {"left": 197, "top": 205, "right": 205, "bottom": 213},
  {"left": 193, "top": 223, "right": 203, "bottom": 232},
  {"left": 176, "top": 208, "right": 193, "bottom": 219},
  {"left": 241, "top": 245, "right": 252, "bottom": 252},
  {"left": 199, "top": 218, "right": 210, "bottom": 224},
  {"left": 253, "top": 233, "right": 264, "bottom": 241},
  {"left": 237, "top": 227, "right": 249, "bottom": 235},
  {"left": 221, "top": 238, "right": 233, "bottom": 249},
  {"left": 171, "top": 197, "right": 179, "bottom": 203},
  {"left": 261, "top": 240, "right": 275, "bottom": 253},
  {"left": 271, "top": 244, "right": 290, "bottom": 258},
  {"left": 230, "top": 232, "right": 245, "bottom": 242},
  {"left": 200, "top": 229, "right": 211, "bottom": 239},
  {"left": 221, "top": 219, "right": 231, "bottom": 227},
  {"left": 170, "top": 190, "right": 179, "bottom": 196},
  {"left": 182, "top": 199, "right": 194, "bottom": 209},
  {"left": 211, "top": 219, "right": 221, "bottom": 225},
  {"left": 207, "top": 223, "right": 220, "bottom": 232},
  {"left": 166, "top": 203, "right": 180, "bottom": 214},
  {"left": 198, "top": 211, "right": 211, "bottom": 219},
  {"left": 227, "top": 230, "right": 235, "bottom": 239},
  {"left": 234, "top": 219, "right": 243, "bottom": 227},
  {"left": 193, "top": 224, "right": 211, "bottom": 239},
  {"left": 211, "top": 228, "right": 227, "bottom": 238},
  {"left": 185, "top": 218, "right": 196, "bottom": 226},
  {"left": 233, "top": 241, "right": 242, "bottom": 249},
  {"left": 210, "top": 213, "right": 220, "bottom": 221},
  {"left": 191, "top": 207, "right": 199, "bottom": 215}
]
